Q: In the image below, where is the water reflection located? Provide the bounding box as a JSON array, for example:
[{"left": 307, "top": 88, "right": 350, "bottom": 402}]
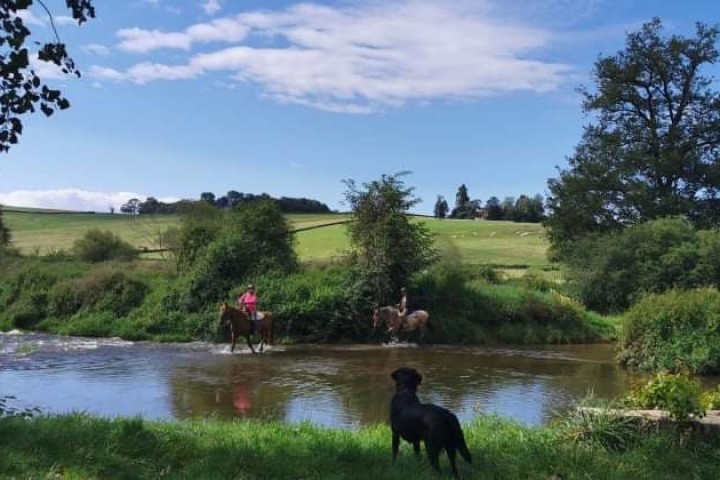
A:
[{"left": 1, "top": 332, "right": 635, "bottom": 428}]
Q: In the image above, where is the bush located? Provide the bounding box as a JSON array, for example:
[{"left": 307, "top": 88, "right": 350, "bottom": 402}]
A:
[
  {"left": 624, "top": 372, "right": 704, "bottom": 421},
  {"left": 48, "top": 270, "right": 148, "bottom": 318},
  {"left": 701, "top": 386, "right": 720, "bottom": 410},
  {"left": 619, "top": 288, "right": 720, "bottom": 374},
  {"left": 246, "top": 267, "right": 355, "bottom": 341},
  {"left": 557, "top": 409, "right": 640, "bottom": 452},
  {"left": 562, "top": 218, "right": 720, "bottom": 312},
  {"left": 73, "top": 229, "right": 138, "bottom": 263}
]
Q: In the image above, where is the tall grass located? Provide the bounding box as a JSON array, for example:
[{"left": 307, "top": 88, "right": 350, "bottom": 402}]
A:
[{"left": 0, "top": 413, "right": 718, "bottom": 479}]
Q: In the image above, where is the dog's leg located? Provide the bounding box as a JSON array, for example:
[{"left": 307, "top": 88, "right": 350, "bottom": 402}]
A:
[
  {"left": 425, "top": 441, "right": 442, "bottom": 475},
  {"left": 413, "top": 441, "right": 421, "bottom": 457},
  {"left": 392, "top": 432, "right": 400, "bottom": 461},
  {"left": 446, "top": 448, "right": 460, "bottom": 479}
]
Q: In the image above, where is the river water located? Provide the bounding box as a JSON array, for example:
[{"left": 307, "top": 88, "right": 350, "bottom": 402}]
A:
[{"left": 0, "top": 331, "right": 632, "bottom": 428}]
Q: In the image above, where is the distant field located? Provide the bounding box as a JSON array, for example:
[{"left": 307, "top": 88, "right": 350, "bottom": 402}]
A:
[{"left": 3, "top": 209, "right": 551, "bottom": 268}]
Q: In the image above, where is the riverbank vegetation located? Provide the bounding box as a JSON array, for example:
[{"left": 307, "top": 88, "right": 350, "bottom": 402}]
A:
[
  {"left": 0, "top": 175, "right": 613, "bottom": 346},
  {"left": 0, "top": 413, "right": 718, "bottom": 479}
]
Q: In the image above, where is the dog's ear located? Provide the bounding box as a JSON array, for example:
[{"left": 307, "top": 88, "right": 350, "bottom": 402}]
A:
[
  {"left": 391, "top": 369, "right": 399, "bottom": 381},
  {"left": 415, "top": 370, "right": 422, "bottom": 385}
]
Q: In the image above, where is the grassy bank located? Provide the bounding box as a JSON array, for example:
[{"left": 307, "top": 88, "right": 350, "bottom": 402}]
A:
[
  {"left": 0, "top": 413, "right": 718, "bottom": 479},
  {"left": 4, "top": 209, "right": 551, "bottom": 269},
  {"left": 0, "top": 256, "right": 615, "bottom": 345}
]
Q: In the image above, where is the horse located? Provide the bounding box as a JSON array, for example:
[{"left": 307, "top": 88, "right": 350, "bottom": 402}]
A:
[
  {"left": 218, "top": 302, "right": 274, "bottom": 353},
  {"left": 373, "top": 306, "right": 430, "bottom": 341}
]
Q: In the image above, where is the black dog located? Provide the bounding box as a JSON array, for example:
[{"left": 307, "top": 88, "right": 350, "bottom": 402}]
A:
[{"left": 390, "top": 367, "right": 472, "bottom": 478}]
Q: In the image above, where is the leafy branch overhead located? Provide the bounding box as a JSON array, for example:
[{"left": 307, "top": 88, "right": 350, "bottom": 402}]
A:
[{"left": 0, "top": 0, "right": 95, "bottom": 153}]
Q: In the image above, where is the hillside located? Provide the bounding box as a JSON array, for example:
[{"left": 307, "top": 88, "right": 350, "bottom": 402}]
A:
[{"left": 2, "top": 208, "right": 551, "bottom": 269}]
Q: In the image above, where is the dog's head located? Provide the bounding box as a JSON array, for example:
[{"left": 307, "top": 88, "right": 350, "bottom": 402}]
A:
[{"left": 391, "top": 367, "right": 422, "bottom": 392}]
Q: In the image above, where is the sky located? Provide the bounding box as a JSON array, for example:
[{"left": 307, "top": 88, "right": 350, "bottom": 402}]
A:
[{"left": 0, "top": 0, "right": 718, "bottom": 213}]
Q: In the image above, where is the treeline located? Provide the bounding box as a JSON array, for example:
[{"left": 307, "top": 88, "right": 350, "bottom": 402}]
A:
[
  {"left": 433, "top": 184, "right": 545, "bottom": 222},
  {"left": 120, "top": 191, "right": 332, "bottom": 215}
]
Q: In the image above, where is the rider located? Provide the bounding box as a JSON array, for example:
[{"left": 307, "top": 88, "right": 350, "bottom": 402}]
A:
[
  {"left": 398, "top": 287, "right": 409, "bottom": 318},
  {"left": 237, "top": 284, "right": 259, "bottom": 328}
]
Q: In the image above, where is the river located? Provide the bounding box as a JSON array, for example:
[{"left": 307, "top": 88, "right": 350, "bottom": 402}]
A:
[{"left": 0, "top": 331, "right": 631, "bottom": 428}]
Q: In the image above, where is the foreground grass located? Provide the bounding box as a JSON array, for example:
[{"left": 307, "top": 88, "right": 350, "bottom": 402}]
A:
[
  {"left": 0, "top": 414, "right": 718, "bottom": 479},
  {"left": 4, "top": 209, "right": 550, "bottom": 268}
]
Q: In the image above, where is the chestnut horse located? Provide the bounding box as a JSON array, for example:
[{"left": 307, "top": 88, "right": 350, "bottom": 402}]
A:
[
  {"left": 373, "top": 306, "right": 430, "bottom": 341},
  {"left": 219, "top": 302, "right": 274, "bottom": 353}
]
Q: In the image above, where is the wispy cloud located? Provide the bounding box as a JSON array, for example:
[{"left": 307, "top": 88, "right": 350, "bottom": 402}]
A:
[
  {"left": 93, "top": 0, "right": 574, "bottom": 113},
  {"left": 82, "top": 43, "right": 111, "bottom": 56},
  {"left": 54, "top": 15, "right": 78, "bottom": 26},
  {"left": 0, "top": 189, "right": 179, "bottom": 212},
  {"left": 202, "top": 0, "right": 222, "bottom": 16}
]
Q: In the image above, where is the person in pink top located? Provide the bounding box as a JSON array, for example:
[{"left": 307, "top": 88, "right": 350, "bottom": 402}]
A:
[{"left": 237, "top": 284, "right": 258, "bottom": 322}]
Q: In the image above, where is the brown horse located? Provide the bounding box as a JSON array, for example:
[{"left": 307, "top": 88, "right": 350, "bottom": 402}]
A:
[
  {"left": 219, "top": 302, "right": 274, "bottom": 353},
  {"left": 373, "top": 306, "right": 430, "bottom": 341}
]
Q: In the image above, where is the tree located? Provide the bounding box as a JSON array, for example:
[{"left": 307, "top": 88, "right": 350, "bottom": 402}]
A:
[
  {"left": 546, "top": 19, "right": 720, "bottom": 254},
  {"left": 180, "top": 199, "right": 297, "bottom": 311},
  {"left": 433, "top": 195, "right": 449, "bottom": 218},
  {"left": 450, "top": 184, "right": 474, "bottom": 219},
  {"left": 343, "top": 173, "right": 438, "bottom": 306},
  {"left": 501, "top": 196, "right": 515, "bottom": 221},
  {"left": 0, "top": 204, "right": 11, "bottom": 247},
  {"left": 120, "top": 198, "right": 140, "bottom": 216},
  {"left": 513, "top": 194, "right": 545, "bottom": 223},
  {"left": 485, "top": 196, "right": 503, "bottom": 220},
  {"left": 200, "top": 192, "right": 216, "bottom": 206},
  {"left": 1, "top": 1, "right": 95, "bottom": 153}
]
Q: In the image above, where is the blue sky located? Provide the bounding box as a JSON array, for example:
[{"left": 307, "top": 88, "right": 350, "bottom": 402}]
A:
[{"left": 0, "top": 0, "right": 718, "bottom": 213}]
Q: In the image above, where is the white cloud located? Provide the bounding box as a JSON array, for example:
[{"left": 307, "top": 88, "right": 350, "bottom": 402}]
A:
[
  {"left": 117, "top": 27, "right": 195, "bottom": 52},
  {"left": 97, "top": 0, "right": 573, "bottom": 112},
  {"left": 0, "top": 189, "right": 179, "bottom": 212},
  {"left": 202, "top": 0, "right": 222, "bottom": 16},
  {"left": 15, "top": 9, "right": 45, "bottom": 26},
  {"left": 31, "top": 54, "right": 69, "bottom": 80},
  {"left": 54, "top": 15, "right": 78, "bottom": 26},
  {"left": 82, "top": 43, "right": 111, "bottom": 56}
]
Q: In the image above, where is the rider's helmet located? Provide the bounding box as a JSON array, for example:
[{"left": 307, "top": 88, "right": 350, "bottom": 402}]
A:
[{"left": 247, "top": 284, "right": 255, "bottom": 290}]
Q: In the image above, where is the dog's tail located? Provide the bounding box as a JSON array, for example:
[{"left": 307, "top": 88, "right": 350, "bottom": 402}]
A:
[{"left": 449, "top": 414, "right": 472, "bottom": 464}]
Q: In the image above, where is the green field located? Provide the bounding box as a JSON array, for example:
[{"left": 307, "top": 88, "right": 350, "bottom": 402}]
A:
[{"left": 3, "top": 209, "right": 551, "bottom": 268}]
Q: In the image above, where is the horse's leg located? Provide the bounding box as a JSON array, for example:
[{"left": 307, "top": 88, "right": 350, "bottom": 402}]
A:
[
  {"left": 230, "top": 327, "right": 237, "bottom": 353},
  {"left": 245, "top": 334, "right": 256, "bottom": 354}
]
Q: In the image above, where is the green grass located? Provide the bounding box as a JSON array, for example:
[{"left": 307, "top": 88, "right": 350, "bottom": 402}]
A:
[
  {"left": 0, "top": 413, "right": 718, "bottom": 479},
  {"left": 4, "top": 209, "right": 551, "bottom": 268}
]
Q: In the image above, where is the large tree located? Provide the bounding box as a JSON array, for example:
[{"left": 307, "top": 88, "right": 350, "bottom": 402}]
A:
[
  {"left": 450, "top": 184, "right": 473, "bottom": 219},
  {"left": 1, "top": 0, "right": 95, "bottom": 153},
  {"left": 546, "top": 19, "right": 720, "bottom": 254},
  {"left": 343, "top": 172, "right": 437, "bottom": 306},
  {"left": 433, "top": 195, "right": 449, "bottom": 218}
]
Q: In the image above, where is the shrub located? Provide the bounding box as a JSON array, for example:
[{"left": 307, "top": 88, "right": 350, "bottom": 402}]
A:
[
  {"left": 701, "top": 386, "right": 720, "bottom": 410},
  {"left": 73, "top": 229, "right": 138, "bottom": 263},
  {"left": 557, "top": 409, "right": 640, "bottom": 452},
  {"left": 619, "top": 288, "right": 720, "bottom": 374},
  {"left": 624, "top": 372, "right": 704, "bottom": 421},
  {"left": 562, "top": 218, "right": 720, "bottom": 312},
  {"left": 236, "top": 267, "right": 355, "bottom": 341},
  {"left": 48, "top": 270, "right": 148, "bottom": 318}
]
